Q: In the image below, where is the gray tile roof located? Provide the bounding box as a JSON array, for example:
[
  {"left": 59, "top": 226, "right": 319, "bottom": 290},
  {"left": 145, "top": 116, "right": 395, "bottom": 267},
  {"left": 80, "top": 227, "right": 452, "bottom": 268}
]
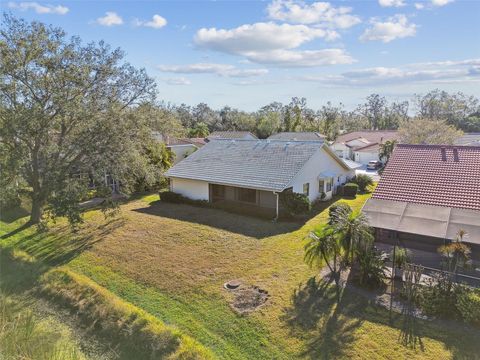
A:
[
  {"left": 268, "top": 132, "right": 325, "bottom": 141},
  {"left": 165, "top": 139, "right": 325, "bottom": 191},
  {"left": 207, "top": 131, "right": 257, "bottom": 140},
  {"left": 455, "top": 133, "right": 480, "bottom": 146}
]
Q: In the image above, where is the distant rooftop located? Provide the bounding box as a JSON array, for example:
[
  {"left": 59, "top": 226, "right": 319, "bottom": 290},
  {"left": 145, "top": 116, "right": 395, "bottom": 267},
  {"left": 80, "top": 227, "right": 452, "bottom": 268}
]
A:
[
  {"left": 165, "top": 139, "right": 339, "bottom": 192},
  {"left": 268, "top": 132, "right": 325, "bottom": 141},
  {"left": 207, "top": 131, "right": 257, "bottom": 140},
  {"left": 454, "top": 133, "right": 480, "bottom": 147},
  {"left": 373, "top": 144, "right": 480, "bottom": 211},
  {"left": 334, "top": 130, "right": 398, "bottom": 146}
]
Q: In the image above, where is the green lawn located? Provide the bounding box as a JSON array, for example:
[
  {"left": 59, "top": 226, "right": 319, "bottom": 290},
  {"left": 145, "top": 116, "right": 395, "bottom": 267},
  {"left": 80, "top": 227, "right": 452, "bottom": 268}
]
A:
[{"left": 1, "top": 194, "right": 480, "bottom": 359}]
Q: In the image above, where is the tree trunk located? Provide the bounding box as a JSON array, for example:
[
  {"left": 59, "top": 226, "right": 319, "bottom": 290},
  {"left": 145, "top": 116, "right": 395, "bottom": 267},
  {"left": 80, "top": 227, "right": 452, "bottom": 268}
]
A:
[{"left": 29, "top": 195, "right": 45, "bottom": 224}]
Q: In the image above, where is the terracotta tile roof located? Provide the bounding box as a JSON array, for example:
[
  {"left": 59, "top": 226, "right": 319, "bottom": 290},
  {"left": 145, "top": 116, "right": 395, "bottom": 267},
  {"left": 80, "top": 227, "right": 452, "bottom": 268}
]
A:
[{"left": 372, "top": 144, "right": 480, "bottom": 211}]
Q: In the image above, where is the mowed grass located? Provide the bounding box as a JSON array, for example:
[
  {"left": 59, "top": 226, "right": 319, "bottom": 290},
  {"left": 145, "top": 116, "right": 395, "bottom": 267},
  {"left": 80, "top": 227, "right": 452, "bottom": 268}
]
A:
[{"left": 2, "top": 194, "right": 480, "bottom": 359}]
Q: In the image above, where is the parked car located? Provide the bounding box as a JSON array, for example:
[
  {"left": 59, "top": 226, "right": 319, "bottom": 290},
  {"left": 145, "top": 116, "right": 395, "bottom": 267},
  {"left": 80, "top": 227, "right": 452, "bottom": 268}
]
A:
[{"left": 367, "top": 160, "right": 383, "bottom": 170}]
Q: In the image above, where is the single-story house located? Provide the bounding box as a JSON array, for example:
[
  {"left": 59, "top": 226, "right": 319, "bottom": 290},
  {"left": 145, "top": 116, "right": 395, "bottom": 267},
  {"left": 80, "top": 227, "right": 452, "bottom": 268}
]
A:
[
  {"left": 331, "top": 130, "right": 399, "bottom": 165},
  {"left": 206, "top": 131, "right": 257, "bottom": 141},
  {"left": 165, "top": 139, "right": 354, "bottom": 218},
  {"left": 165, "top": 138, "right": 206, "bottom": 165},
  {"left": 268, "top": 132, "right": 325, "bottom": 141},
  {"left": 455, "top": 133, "right": 480, "bottom": 147},
  {"left": 363, "top": 144, "right": 480, "bottom": 260}
]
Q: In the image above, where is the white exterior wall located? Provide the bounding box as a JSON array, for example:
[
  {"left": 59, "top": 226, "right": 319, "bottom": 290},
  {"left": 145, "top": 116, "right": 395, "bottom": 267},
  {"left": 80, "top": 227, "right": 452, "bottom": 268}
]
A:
[
  {"left": 169, "top": 145, "right": 198, "bottom": 165},
  {"left": 330, "top": 143, "right": 352, "bottom": 159},
  {"left": 170, "top": 178, "right": 209, "bottom": 200},
  {"left": 289, "top": 147, "right": 354, "bottom": 202},
  {"left": 354, "top": 151, "right": 379, "bottom": 165}
]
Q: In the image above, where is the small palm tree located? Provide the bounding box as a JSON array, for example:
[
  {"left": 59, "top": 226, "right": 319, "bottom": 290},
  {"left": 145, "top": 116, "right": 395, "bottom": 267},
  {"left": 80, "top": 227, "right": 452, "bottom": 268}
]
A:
[
  {"left": 305, "top": 224, "right": 343, "bottom": 292},
  {"left": 438, "top": 229, "right": 471, "bottom": 275},
  {"left": 330, "top": 206, "right": 373, "bottom": 264}
]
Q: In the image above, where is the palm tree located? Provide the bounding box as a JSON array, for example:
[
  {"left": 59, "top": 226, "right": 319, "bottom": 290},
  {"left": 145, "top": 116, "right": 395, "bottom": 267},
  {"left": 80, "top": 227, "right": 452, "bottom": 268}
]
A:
[
  {"left": 305, "top": 224, "right": 343, "bottom": 292},
  {"left": 438, "top": 229, "right": 471, "bottom": 275},
  {"left": 330, "top": 206, "right": 373, "bottom": 264}
]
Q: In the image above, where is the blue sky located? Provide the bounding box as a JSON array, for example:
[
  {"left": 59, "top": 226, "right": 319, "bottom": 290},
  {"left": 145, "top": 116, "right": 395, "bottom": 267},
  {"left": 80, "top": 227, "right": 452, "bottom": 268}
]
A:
[{"left": 3, "top": 0, "right": 480, "bottom": 110}]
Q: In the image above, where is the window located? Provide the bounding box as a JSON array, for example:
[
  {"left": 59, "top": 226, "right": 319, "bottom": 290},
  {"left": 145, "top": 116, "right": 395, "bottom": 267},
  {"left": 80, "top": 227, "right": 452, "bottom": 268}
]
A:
[
  {"left": 303, "top": 183, "right": 309, "bottom": 196},
  {"left": 326, "top": 178, "right": 332, "bottom": 192},
  {"left": 318, "top": 179, "right": 324, "bottom": 193},
  {"left": 237, "top": 188, "right": 256, "bottom": 203}
]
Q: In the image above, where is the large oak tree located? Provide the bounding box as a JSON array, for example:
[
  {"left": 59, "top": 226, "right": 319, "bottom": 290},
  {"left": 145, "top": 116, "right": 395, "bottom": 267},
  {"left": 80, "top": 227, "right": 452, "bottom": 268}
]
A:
[{"left": 0, "top": 15, "right": 159, "bottom": 225}]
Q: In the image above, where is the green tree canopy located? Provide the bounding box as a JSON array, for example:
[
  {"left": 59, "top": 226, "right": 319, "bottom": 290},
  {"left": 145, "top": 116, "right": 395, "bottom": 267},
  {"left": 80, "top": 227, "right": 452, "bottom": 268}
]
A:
[
  {"left": 0, "top": 14, "right": 159, "bottom": 225},
  {"left": 398, "top": 118, "right": 463, "bottom": 145}
]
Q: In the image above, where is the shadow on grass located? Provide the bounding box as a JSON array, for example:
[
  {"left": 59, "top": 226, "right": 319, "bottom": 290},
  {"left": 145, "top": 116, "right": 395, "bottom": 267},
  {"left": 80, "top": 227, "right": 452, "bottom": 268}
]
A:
[
  {"left": 0, "top": 217, "right": 125, "bottom": 295},
  {"left": 134, "top": 201, "right": 299, "bottom": 238},
  {"left": 133, "top": 198, "right": 339, "bottom": 239},
  {"left": 0, "top": 206, "right": 30, "bottom": 224},
  {"left": 283, "top": 272, "right": 480, "bottom": 359},
  {"left": 282, "top": 273, "right": 364, "bottom": 359}
]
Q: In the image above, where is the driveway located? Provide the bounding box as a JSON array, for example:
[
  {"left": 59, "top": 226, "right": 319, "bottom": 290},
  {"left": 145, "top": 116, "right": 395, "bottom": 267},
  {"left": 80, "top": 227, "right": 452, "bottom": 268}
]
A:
[{"left": 355, "top": 165, "right": 381, "bottom": 182}]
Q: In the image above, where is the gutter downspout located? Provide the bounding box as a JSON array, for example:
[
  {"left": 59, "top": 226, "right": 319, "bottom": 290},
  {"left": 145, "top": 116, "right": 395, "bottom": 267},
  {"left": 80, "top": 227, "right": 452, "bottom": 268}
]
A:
[{"left": 273, "top": 191, "right": 279, "bottom": 222}]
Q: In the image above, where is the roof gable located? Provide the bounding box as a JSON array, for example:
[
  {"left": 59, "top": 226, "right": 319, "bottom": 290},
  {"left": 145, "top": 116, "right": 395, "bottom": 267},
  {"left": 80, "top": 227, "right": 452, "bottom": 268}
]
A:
[
  {"left": 373, "top": 144, "right": 480, "bottom": 211},
  {"left": 165, "top": 139, "right": 330, "bottom": 191}
]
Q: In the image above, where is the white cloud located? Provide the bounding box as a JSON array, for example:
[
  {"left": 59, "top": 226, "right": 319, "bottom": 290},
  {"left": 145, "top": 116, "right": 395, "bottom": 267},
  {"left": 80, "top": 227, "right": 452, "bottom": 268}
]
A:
[
  {"left": 300, "top": 58, "right": 480, "bottom": 86},
  {"left": 195, "top": 22, "right": 338, "bottom": 54},
  {"left": 415, "top": 0, "right": 454, "bottom": 10},
  {"left": 165, "top": 77, "right": 191, "bottom": 85},
  {"left": 266, "top": 0, "right": 361, "bottom": 28},
  {"left": 193, "top": 22, "right": 353, "bottom": 67},
  {"left": 242, "top": 49, "right": 355, "bottom": 67},
  {"left": 96, "top": 12, "right": 123, "bottom": 27},
  {"left": 133, "top": 14, "right": 167, "bottom": 29},
  {"left": 378, "top": 0, "right": 406, "bottom": 7},
  {"left": 158, "top": 63, "right": 269, "bottom": 78},
  {"left": 431, "top": 0, "right": 454, "bottom": 6},
  {"left": 360, "top": 15, "right": 416, "bottom": 43},
  {"left": 7, "top": 1, "right": 68, "bottom": 14}
]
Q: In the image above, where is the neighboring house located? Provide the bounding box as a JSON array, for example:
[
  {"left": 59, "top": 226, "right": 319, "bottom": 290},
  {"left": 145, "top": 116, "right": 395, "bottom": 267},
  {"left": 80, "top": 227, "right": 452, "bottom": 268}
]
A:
[
  {"left": 206, "top": 131, "right": 257, "bottom": 141},
  {"left": 331, "top": 130, "right": 399, "bottom": 165},
  {"left": 166, "top": 138, "right": 206, "bottom": 165},
  {"left": 165, "top": 139, "right": 354, "bottom": 218},
  {"left": 455, "top": 133, "right": 480, "bottom": 147},
  {"left": 363, "top": 144, "right": 480, "bottom": 260},
  {"left": 152, "top": 131, "right": 206, "bottom": 165},
  {"left": 268, "top": 132, "right": 325, "bottom": 141}
]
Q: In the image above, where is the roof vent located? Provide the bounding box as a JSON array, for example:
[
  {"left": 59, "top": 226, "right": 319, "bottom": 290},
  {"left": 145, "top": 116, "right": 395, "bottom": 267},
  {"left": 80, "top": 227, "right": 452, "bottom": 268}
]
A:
[
  {"left": 441, "top": 147, "right": 447, "bottom": 161},
  {"left": 284, "top": 142, "right": 290, "bottom": 150},
  {"left": 453, "top": 148, "right": 459, "bottom": 162}
]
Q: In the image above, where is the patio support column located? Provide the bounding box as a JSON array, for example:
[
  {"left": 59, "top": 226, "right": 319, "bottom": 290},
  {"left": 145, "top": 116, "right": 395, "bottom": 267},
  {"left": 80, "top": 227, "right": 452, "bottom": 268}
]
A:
[{"left": 273, "top": 191, "right": 279, "bottom": 222}]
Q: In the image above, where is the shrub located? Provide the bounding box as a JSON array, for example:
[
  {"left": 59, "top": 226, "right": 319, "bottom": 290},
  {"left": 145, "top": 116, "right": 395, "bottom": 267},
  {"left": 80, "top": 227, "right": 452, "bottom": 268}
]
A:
[
  {"left": 419, "top": 271, "right": 463, "bottom": 319},
  {"left": 352, "top": 174, "right": 374, "bottom": 193},
  {"left": 456, "top": 289, "right": 480, "bottom": 326},
  {"left": 343, "top": 183, "right": 358, "bottom": 197},
  {"left": 160, "top": 191, "right": 210, "bottom": 207},
  {"left": 328, "top": 202, "right": 352, "bottom": 223},
  {"left": 356, "top": 246, "right": 387, "bottom": 289},
  {"left": 280, "top": 191, "right": 311, "bottom": 215},
  {"left": 392, "top": 246, "right": 410, "bottom": 269}
]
